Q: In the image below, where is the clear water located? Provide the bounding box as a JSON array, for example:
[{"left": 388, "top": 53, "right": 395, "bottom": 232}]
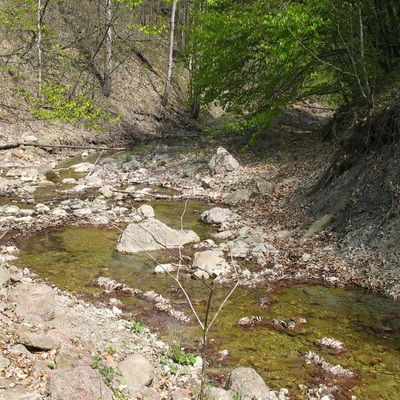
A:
[{"left": 15, "top": 225, "right": 400, "bottom": 399}]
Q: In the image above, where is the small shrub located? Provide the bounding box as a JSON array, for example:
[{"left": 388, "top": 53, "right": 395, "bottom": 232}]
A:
[
  {"left": 173, "top": 351, "right": 197, "bottom": 366},
  {"left": 24, "top": 81, "right": 119, "bottom": 129},
  {"left": 105, "top": 346, "right": 116, "bottom": 356}
]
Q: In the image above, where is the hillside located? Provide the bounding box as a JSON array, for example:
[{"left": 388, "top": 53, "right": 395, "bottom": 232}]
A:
[
  {"left": 0, "top": 0, "right": 197, "bottom": 150},
  {"left": 301, "top": 99, "right": 400, "bottom": 298}
]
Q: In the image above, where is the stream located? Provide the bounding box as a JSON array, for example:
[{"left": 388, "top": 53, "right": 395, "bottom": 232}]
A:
[
  {"left": 2, "top": 146, "right": 400, "bottom": 399},
  {"left": 14, "top": 211, "right": 400, "bottom": 400}
]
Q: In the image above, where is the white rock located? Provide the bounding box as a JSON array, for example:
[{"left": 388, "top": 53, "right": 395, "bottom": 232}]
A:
[
  {"left": 36, "top": 203, "right": 51, "bottom": 213},
  {"left": 154, "top": 263, "right": 177, "bottom": 274},
  {"left": 52, "top": 208, "right": 68, "bottom": 217},
  {"left": 69, "top": 162, "right": 94, "bottom": 173},
  {"left": 61, "top": 178, "right": 78, "bottom": 184},
  {"left": 137, "top": 204, "right": 155, "bottom": 219}
]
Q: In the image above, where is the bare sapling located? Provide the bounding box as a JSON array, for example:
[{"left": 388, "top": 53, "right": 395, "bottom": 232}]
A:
[{"left": 112, "top": 200, "right": 240, "bottom": 399}]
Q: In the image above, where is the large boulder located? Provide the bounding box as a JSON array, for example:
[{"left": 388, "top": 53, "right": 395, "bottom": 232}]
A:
[
  {"left": 48, "top": 365, "right": 113, "bottom": 400},
  {"left": 117, "top": 353, "right": 155, "bottom": 387},
  {"left": 209, "top": 147, "right": 240, "bottom": 175},
  {"left": 0, "top": 387, "right": 42, "bottom": 400},
  {"left": 116, "top": 218, "right": 200, "bottom": 253}
]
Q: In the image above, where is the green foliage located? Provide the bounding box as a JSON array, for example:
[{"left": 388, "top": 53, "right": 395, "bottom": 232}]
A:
[
  {"left": 173, "top": 350, "right": 197, "bottom": 366},
  {"left": 117, "top": 0, "right": 144, "bottom": 8},
  {"left": 121, "top": 153, "right": 133, "bottom": 164},
  {"left": 169, "top": 339, "right": 197, "bottom": 366},
  {"left": 25, "top": 82, "right": 119, "bottom": 129},
  {"left": 160, "top": 347, "right": 197, "bottom": 375},
  {"left": 129, "top": 321, "right": 144, "bottom": 334},
  {"left": 127, "top": 23, "right": 167, "bottom": 35},
  {"left": 188, "top": 0, "right": 400, "bottom": 140},
  {"left": 0, "top": 0, "right": 36, "bottom": 30},
  {"left": 105, "top": 346, "right": 116, "bottom": 356},
  {"left": 91, "top": 355, "right": 120, "bottom": 386}
]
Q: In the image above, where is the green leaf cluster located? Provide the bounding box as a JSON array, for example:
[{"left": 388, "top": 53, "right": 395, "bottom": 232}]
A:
[{"left": 25, "top": 82, "right": 119, "bottom": 130}]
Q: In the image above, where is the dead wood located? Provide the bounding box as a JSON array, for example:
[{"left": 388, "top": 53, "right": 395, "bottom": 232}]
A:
[{"left": 0, "top": 142, "right": 127, "bottom": 151}]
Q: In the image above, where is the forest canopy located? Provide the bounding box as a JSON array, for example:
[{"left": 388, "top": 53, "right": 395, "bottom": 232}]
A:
[{"left": 188, "top": 0, "right": 400, "bottom": 134}]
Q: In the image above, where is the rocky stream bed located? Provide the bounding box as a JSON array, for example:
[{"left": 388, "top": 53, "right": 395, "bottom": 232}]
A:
[{"left": 0, "top": 117, "right": 399, "bottom": 399}]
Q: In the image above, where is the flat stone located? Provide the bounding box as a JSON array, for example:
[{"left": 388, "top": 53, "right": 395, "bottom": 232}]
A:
[
  {"left": 68, "top": 162, "right": 94, "bottom": 173},
  {"left": 116, "top": 218, "right": 199, "bottom": 254},
  {"left": 16, "top": 326, "right": 63, "bottom": 351},
  {"left": 192, "top": 250, "right": 230, "bottom": 279},
  {"left": 300, "top": 214, "right": 333, "bottom": 241},
  {"left": 0, "top": 267, "right": 11, "bottom": 288},
  {"left": 48, "top": 365, "right": 113, "bottom": 400},
  {"left": 201, "top": 207, "right": 236, "bottom": 225},
  {"left": 223, "top": 189, "right": 251, "bottom": 205},
  {"left": 8, "top": 283, "right": 56, "bottom": 323}
]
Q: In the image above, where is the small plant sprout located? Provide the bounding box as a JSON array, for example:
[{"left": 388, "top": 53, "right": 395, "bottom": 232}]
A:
[
  {"left": 90, "top": 354, "right": 120, "bottom": 387},
  {"left": 104, "top": 346, "right": 116, "bottom": 356},
  {"left": 129, "top": 321, "right": 144, "bottom": 334}
]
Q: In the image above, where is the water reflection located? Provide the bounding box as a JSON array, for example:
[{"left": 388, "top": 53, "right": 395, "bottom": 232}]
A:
[{"left": 15, "top": 226, "right": 400, "bottom": 399}]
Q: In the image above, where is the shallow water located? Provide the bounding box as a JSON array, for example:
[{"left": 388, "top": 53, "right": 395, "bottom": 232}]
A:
[{"left": 15, "top": 223, "right": 400, "bottom": 399}]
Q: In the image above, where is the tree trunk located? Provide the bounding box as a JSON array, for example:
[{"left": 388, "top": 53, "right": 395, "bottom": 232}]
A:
[
  {"left": 103, "top": 0, "right": 112, "bottom": 97},
  {"left": 161, "top": 1, "right": 177, "bottom": 107},
  {"left": 36, "top": 0, "right": 50, "bottom": 97},
  {"left": 37, "top": 0, "right": 43, "bottom": 97}
]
